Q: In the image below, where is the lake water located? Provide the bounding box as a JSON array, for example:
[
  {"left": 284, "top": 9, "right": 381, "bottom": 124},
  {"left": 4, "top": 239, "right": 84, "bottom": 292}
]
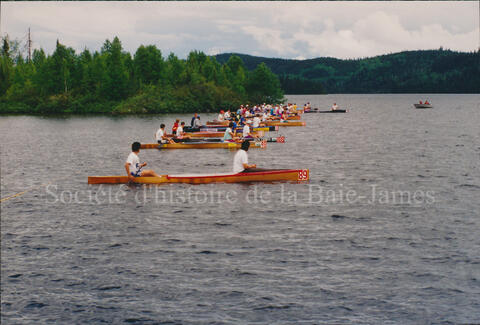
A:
[{"left": 1, "top": 94, "right": 479, "bottom": 324}]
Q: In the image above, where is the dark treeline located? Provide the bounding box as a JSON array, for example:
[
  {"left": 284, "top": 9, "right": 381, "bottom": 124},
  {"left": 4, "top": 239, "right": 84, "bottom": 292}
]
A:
[
  {"left": 0, "top": 36, "right": 283, "bottom": 114},
  {"left": 278, "top": 75, "right": 326, "bottom": 95},
  {"left": 216, "top": 50, "right": 480, "bottom": 94}
]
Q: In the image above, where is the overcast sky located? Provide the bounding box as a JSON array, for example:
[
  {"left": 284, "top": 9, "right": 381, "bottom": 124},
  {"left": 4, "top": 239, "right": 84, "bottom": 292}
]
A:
[{"left": 2, "top": 1, "right": 478, "bottom": 60}]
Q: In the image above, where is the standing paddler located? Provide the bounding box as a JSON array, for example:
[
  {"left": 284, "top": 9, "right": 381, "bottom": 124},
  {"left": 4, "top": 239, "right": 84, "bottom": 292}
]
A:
[{"left": 125, "top": 142, "right": 160, "bottom": 181}]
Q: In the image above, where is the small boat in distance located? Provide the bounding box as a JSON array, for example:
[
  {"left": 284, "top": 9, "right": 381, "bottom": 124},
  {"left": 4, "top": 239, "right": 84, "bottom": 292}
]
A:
[
  {"left": 88, "top": 169, "right": 310, "bottom": 185},
  {"left": 414, "top": 103, "right": 433, "bottom": 109}
]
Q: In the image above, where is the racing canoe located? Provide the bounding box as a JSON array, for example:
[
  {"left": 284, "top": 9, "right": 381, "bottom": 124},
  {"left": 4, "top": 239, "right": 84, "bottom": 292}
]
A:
[
  {"left": 186, "top": 131, "right": 265, "bottom": 138},
  {"left": 172, "top": 136, "right": 285, "bottom": 143},
  {"left": 88, "top": 169, "right": 310, "bottom": 185},
  {"left": 304, "top": 109, "right": 347, "bottom": 113},
  {"left": 140, "top": 141, "right": 266, "bottom": 149},
  {"left": 263, "top": 121, "right": 306, "bottom": 127},
  {"left": 184, "top": 126, "right": 279, "bottom": 132},
  {"left": 206, "top": 115, "right": 300, "bottom": 125}
]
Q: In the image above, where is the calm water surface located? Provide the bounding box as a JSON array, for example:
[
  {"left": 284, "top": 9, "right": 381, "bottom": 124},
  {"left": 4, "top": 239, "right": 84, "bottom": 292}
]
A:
[{"left": 1, "top": 94, "right": 479, "bottom": 324}]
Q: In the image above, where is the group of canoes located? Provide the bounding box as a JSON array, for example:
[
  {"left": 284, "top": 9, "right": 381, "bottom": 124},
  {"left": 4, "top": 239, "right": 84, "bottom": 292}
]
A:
[
  {"left": 124, "top": 138, "right": 260, "bottom": 183},
  {"left": 130, "top": 103, "right": 305, "bottom": 178},
  {"left": 89, "top": 103, "right": 311, "bottom": 184},
  {"left": 155, "top": 103, "right": 303, "bottom": 144}
]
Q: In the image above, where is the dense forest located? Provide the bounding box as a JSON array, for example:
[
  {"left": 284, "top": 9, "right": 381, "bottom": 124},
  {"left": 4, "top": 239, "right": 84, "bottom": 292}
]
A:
[
  {"left": 0, "top": 36, "right": 283, "bottom": 114},
  {"left": 1, "top": 36, "right": 477, "bottom": 115},
  {"left": 216, "top": 50, "right": 480, "bottom": 94}
]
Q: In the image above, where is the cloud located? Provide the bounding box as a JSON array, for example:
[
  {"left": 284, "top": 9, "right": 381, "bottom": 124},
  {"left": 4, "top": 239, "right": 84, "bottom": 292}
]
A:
[
  {"left": 292, "top": 10, "right": 478, "bottom": 59},
  {"left": 240, "top": 25, "right": 299, "bottom": 57},
  {"left": 2, "top": 2, "right": 478, "bottom": 60}
]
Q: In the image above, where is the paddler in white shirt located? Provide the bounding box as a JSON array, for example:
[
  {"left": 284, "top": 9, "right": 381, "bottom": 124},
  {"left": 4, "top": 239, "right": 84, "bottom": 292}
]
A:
[
  {"left": 223, "top": 121, "right": 239, "bottom": 142},
  {"left": 125, "top": 142, "right": 160, "bottom": 181},
  {"left": 217, "top": 110, "right": 225, "bottom": 122},
  {"left": 155, "top": 124, "right": 175, "bottom": 144},
  {"left": 175, "top": 122, "right": 190, "bottom": 140},
  {"left": 242, "top": 120, "right": 256, "bottom": 139},
  {"left": 193, "top": 116, "right": 202, "bottom": 127},
  {"left": 233, "top": 140, "right": 256, "bottom": 173},
  {"left": 261, "top": 111, "right": 268, "bottom": 122},
  {"left": 252, "top": 114, "right": 261, "bottom": 128},
  {"left": 224, "top": 110, "right": 231, "bottom": 120},
  {"left": 331, "top": 102, "right": 339, "bottom": 111}
]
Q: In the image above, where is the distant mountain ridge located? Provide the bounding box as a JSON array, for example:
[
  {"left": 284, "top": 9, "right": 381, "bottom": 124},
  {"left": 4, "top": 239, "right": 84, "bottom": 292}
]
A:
[{"left": 215, "top": 50, "right": 479, "bottom": 94}]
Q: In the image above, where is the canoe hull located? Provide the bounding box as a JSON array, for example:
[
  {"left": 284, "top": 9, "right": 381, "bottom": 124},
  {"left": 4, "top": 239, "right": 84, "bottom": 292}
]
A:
[
  {"left": 88, "top": 169, "right": 310, "bottom": 184},
  {"left": 414, "top": 104, "right": 433, "bottom": 109},
  {"left": 187, "top": 131, "right": 265, "bottom": 138},
  {"left": 263, "top": 121, "right": 306, "bottom": 127},
  {"left": 171, "top": 136, "right": 284, "bottom": 143},
  {"left": 184, "top": 126, "right": 278, "bottom": 132},
  {"left": 140, "top": 141, "right": 266, "bottom": 149},
  {"left": 304, "top": 109, "right": 347, "bottom": 113},
  {"left": 206, "top": 115, "right": 300, "bottom": 125}
]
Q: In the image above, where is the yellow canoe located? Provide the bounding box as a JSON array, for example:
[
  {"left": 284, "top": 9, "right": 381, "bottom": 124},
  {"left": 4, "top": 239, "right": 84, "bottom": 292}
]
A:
[{"left": 263, "top": 121, "right": 306, "bottom": 127}]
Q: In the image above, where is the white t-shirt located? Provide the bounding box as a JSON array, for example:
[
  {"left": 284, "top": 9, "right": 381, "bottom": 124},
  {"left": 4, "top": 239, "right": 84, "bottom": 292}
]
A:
[
  {"left": 218, "top": 113, "right": 224, "bottom": 121},
  {"left": 233, "top": 149, "right": 248, "bottom": 173},
  {"left": 243, "top": 124, "right": 251, "bottom": 137},
  {"left": 224, "top": 111, "right": 230, "bottom": 119},
  {"left": 177, "top": 125, "right": 183, "bottom": 135},
  {"left": 126, "top": 152, "right": 140, "bottom": 175},
  {"left": 223, "top": 127, "right": 233, "bottom": 141},
  {"left": 194, "top": 118, "right": 202, "bottom": 127},
  {"left": 155, "top": 128, "right": 165, "bottom": 141},
  {"left": 253, "top": 116, "right": 260, "bottom": 128}
]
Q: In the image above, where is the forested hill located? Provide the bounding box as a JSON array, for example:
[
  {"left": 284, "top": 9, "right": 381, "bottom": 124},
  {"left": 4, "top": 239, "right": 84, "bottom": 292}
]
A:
[
  {"left": 0, "top": 37, "right": 284, "bottom": 114},
  {"left": 215, "top": 50, "right": 480, "bottom": 94}
]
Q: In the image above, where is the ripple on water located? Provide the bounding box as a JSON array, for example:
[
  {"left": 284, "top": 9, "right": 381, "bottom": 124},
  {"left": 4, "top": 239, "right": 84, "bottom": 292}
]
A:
[{"left": 1, "top": 95, "right": 479, "bottom": 324}]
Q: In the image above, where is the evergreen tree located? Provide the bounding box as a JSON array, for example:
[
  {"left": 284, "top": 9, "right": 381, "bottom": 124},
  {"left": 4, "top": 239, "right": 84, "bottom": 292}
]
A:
[
  {"left": 0, "top": 37, "right": 13, "bottom": 96},
  {"left": 165, "top": 52, "right": 185, "bottom": 87},
  {"left": 133, "top": 45, "right": 165, "bottom": 87},
  {"left": 102, "top": 37, "right": 129, "bottom": 100},
  {"left": 246, "top": 63, "right": 283, "bottom": 103}
]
